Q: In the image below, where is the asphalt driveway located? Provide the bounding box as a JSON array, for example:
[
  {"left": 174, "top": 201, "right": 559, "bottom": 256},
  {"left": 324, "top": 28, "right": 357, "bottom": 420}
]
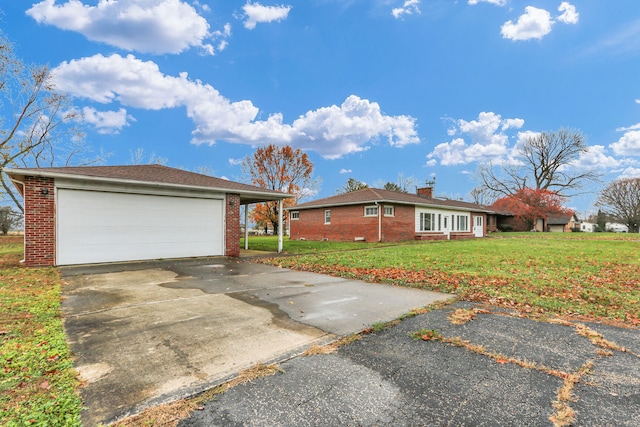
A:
[
  {"left": 179, "top": 301, "right": 640, "bottom": 427},
  {"left": 60, "top": 257, "right": 451, "bottom": 426}
]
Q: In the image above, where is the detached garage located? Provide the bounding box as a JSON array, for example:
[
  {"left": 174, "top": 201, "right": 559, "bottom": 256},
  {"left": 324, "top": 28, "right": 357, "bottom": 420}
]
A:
[{"left": 5, "top": 165, "right": 290, "bottom": 266}]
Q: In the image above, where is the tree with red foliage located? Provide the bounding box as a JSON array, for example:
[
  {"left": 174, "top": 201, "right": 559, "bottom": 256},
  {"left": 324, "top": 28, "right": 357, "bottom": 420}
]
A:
[
  {"left": 491, "top": 188, "right": 571, "bottom": 231},
  {"left": 242, "top": 144, "right": 318, "bottom": 235}
]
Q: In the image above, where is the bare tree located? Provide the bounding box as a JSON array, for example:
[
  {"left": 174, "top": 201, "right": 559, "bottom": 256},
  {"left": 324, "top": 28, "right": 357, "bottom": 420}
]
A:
[
  {"left": 128, "top": 148, "right": 168, "bottom": 165},
  {"left": 476, "top": 129, "right": 600, "bottom": 199},
  {"left": 469, "top": 187, "right": 492, "bottom": 205},
  {"left": 596, "top": 177, "right": 640, "bottom": 233},
  {"left": 0, "top": 32, "right": 105, "bottom": 212},
  {"left": 0, "top": 206, "right": 21, "bottom": 234}
]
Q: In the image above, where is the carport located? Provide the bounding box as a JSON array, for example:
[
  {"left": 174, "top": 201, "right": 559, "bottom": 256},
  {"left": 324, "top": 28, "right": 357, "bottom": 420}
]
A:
[{"left": 5, "top": 165, "right": 291, "bottom": 266}]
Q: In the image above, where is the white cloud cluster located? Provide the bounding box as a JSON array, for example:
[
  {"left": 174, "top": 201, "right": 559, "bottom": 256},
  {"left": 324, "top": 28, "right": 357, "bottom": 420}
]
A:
[
  {"left": 426, "top": 112, "right": 524, "bottom": 166},
  {"left": 339, "top": 168, "right": 352, "bottom": 174},
  {"left": 52, "top": 54, "right": 419, "bottom": 159},
  {"left": 392, "top": 0, "right": 421, "bottom": 19},
  {"left": 243, "top": 2, "right": 292, "bottom": 30},
  {"left": 569, "top": 145, "right": 620, "bottom": 170},
  {"left": 557, "top": 2, "right": 579, "bottom": 24},
  {"left": 468, "top": 0, "right": 507, "bottom": 6},
  {"left": 501, "top": 2, "right": 579, "bottom": 41},
  {"left": 611, "top": 127, "right": 640, "bottom": 156},
  {"left": 79, "top": 107, "right": 134, "bottom": 134},
  {"left": 27, "top": 0, "right": 216, "bottom": 55}
]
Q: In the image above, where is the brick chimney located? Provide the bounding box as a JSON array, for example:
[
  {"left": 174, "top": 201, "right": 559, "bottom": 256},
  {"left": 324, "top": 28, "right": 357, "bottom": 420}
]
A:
[
  {"left": 417, "top": 178, "right": 436, "bottom": 199},
  {"left": 417, "top": 187, "right": 433, "bottom": 198}
]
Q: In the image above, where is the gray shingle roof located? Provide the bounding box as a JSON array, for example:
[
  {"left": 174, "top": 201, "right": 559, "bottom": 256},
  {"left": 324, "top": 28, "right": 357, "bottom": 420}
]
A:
[
  {"left": 293, "top": 187, "right": 492, "bottom": 213},
  {"left": 5, "top": 164, "right": 291, "bottom": 203}
]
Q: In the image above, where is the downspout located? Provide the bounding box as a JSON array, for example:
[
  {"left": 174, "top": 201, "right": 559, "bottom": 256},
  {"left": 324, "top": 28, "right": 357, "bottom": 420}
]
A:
[
  {"left": 277, "top": 199, "right": 283, "bottom": 253},
  {"left": 374, "top": 202, "right": 381, "bottom": 242},
  {"left": 244, "top": 204, "right": 249, "bottom": 250},
  {"left": 9, "top": 177, "right": 26, "bottom": 264}
]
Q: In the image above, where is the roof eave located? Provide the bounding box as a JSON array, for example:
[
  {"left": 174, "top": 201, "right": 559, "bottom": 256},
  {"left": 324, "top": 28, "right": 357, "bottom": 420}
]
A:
[
  {"left": 289, "top": 198, "right": 493, "bottom": 213},
  {"left": 3, "top": 168, "right": 292, "bottom": 202}
]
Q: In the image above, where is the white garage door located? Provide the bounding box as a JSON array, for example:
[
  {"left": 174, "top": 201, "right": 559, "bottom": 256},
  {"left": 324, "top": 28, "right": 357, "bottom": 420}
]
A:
[{"left": 57, "top": 189, "right": 224, "bottom": 265}]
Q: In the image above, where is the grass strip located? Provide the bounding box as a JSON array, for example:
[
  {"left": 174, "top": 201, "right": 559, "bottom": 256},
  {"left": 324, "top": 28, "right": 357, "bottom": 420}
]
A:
[{"left": 0, "top": 261, "right": 82, "bottom": 426}]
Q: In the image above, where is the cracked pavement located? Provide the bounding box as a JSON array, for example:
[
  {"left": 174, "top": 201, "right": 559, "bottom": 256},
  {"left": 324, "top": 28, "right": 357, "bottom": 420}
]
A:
[{"left": 178, "top": 301, "right": 640, "bottom": 427}]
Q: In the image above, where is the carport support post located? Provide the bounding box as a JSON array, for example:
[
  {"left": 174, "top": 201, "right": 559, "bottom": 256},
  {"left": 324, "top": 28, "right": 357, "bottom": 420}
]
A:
[
  {"left": 278, "top": 199, "right": 283, "bottom": 253},
  {"left": 244, "top": 204, "right": 249, "bottom": 250}
]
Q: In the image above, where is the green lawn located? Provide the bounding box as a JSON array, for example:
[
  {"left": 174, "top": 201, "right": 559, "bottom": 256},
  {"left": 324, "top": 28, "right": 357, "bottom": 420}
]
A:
[
  {"left": 0, "top": 236, "right": 82, "bottom": 427},
  {"left": 257, "top": 233, "right": 640, "bottom": 325}
]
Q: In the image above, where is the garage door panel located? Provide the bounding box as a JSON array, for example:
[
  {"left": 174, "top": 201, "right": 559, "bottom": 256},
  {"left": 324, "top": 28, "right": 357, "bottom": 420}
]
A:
[{"left": 57, "top": 189, "right": 225, "bottom": 265}]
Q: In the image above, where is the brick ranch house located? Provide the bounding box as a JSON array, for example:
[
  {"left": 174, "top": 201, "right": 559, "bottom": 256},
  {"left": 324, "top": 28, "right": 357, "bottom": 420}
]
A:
[
  {"left": 5, "top": 165, "right": 290, "bottom": 267},
  {"left": 288, "top": 186, "right": 492, "bottom": 242}
]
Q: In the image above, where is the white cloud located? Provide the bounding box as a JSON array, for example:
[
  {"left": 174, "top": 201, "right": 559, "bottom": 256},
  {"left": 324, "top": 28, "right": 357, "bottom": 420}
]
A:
[
  {"left": 78, "top": 107, "right": 133, "bottom": 134},
  {"left": 339, "top": 168, "right": 352, "bottom": 174},
  {"left": 557, "top": 2, "right": 579, "bottom": 25},
  {"left": 243, "top": 2, "right": 291, "bottom": 30},
  {"left": 501, "top": 6, "right": 554, "bottom": 41},
  {"left": 427, "top": 112, "right": 522, "bottom": 166},
  {"left": 228, "top": 158, "right": 243, "bottom": 166},
  {"left": 620, "top": 167, "right": 640, "bottom": 179},
  {"left": 636, "top": 99, "right": 640, "bottom": 104},
  {"left": 570, "top": 145, "right": 620, "bottom": 169},
  {"left": 52, "top": 54, "right": 419, "bottom": 159},
  {"left": 616, "top": 122, "right": 640, "bottom": 132},
  {"left": 392, "top": 0, "right": 420, "bottom": 19},
  {"left": 611, "top": 130, "right": 640, "bottom": 156},
  {"left": 27, "top": 0, "right": 215, "bottom": 55},
  {"left": 468, "top": 0, "right": 507, "bottom": 6}
]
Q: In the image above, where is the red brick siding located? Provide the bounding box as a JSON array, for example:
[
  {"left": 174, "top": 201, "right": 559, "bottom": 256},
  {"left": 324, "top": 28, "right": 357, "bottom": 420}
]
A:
[
  {"left": 380, "top": 204, "right": 416, "bottom": 241},
  {"left": 225, "top": 194, "right": 241, "bottom": 257},
  {"left": 290, "top": 204, "right": 415, "bottom": 242},
  {"left": 23, "top": 176, "right": 56, "bottom": 267}
]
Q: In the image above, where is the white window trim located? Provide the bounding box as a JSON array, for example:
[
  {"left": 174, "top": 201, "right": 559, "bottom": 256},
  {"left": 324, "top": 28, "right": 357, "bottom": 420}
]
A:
[
  {"left": 364, "top": 205, "right": 379, "bottom": 217},
  {"left": 324, "top": 209, "right": 331, "bottom": 224},
  {"left": 384, "top": 205, "right": 394, "bottom": 217},
  {"left": 290, "top": 211, "right": 299, "bottom": 220}
]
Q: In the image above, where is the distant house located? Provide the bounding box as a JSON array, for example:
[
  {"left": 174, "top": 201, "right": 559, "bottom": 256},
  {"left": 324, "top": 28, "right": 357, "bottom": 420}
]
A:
[
  {"left": 288, "top": 186, "right": 492, "bottom": 242},
  {"left": 547, "top": 213, "right": 578, "bottom": 232},
  {"left": 487, "top": 209, "right": 578, "bottom": 233},
  {"left": 580, "top": 222, "right": 597, "bottom": 232}
]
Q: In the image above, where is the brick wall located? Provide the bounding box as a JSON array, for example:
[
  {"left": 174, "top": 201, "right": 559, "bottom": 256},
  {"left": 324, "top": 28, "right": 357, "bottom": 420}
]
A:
[
  {"left": 290, "top": 204, "right": 416, "bottom": 243},
  {"left": 23, "top": 176, "right": 56, "bottom": 267},
  {"left": 225, "top": 193, "right": 241, "bottom": 257}
]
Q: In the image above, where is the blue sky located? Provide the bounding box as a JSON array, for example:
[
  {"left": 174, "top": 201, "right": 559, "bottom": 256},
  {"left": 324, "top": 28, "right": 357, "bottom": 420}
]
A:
[{"left": 2, "top": 1, "right": 640, "bottom": 215}]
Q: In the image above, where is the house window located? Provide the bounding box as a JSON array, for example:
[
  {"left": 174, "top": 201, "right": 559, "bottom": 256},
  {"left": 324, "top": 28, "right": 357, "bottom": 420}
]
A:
[
  {"left": 419, "top": 212, "right": 441, "bottom": 232},
  {"left": 384, "top": 206, "right": 394, "bottom": 217},
  {"left": 364, "top": 206, "right": 379, "bottom": 217},
  {"left": 290, "top": 211, "right": 299, "bottom": 220},
  {"left": 457, "top": 215, "right": 469, "bottom": 232},
  {"left": 324, "top": 210, "right": 331, "bottom": 224}
]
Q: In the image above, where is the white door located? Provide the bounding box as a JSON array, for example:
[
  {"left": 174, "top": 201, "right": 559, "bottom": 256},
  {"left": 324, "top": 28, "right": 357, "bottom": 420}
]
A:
[
  {"left": 57, "top": 189, "right": 224, "bottom": 265},
  {"left": 473, "top": 215, "right": 484, "bottom": 238}
]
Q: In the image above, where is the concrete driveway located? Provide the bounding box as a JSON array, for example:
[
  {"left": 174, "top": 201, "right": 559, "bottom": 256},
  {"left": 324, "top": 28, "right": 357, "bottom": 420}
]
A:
[{"left": 60, "top": 257, "right": 452, "bottom": 426}]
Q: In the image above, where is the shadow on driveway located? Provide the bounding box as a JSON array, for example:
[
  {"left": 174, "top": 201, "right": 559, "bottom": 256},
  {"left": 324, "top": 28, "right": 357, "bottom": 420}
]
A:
[{"left": 60, "top": 257, "right": 451, "bottom": 426}]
